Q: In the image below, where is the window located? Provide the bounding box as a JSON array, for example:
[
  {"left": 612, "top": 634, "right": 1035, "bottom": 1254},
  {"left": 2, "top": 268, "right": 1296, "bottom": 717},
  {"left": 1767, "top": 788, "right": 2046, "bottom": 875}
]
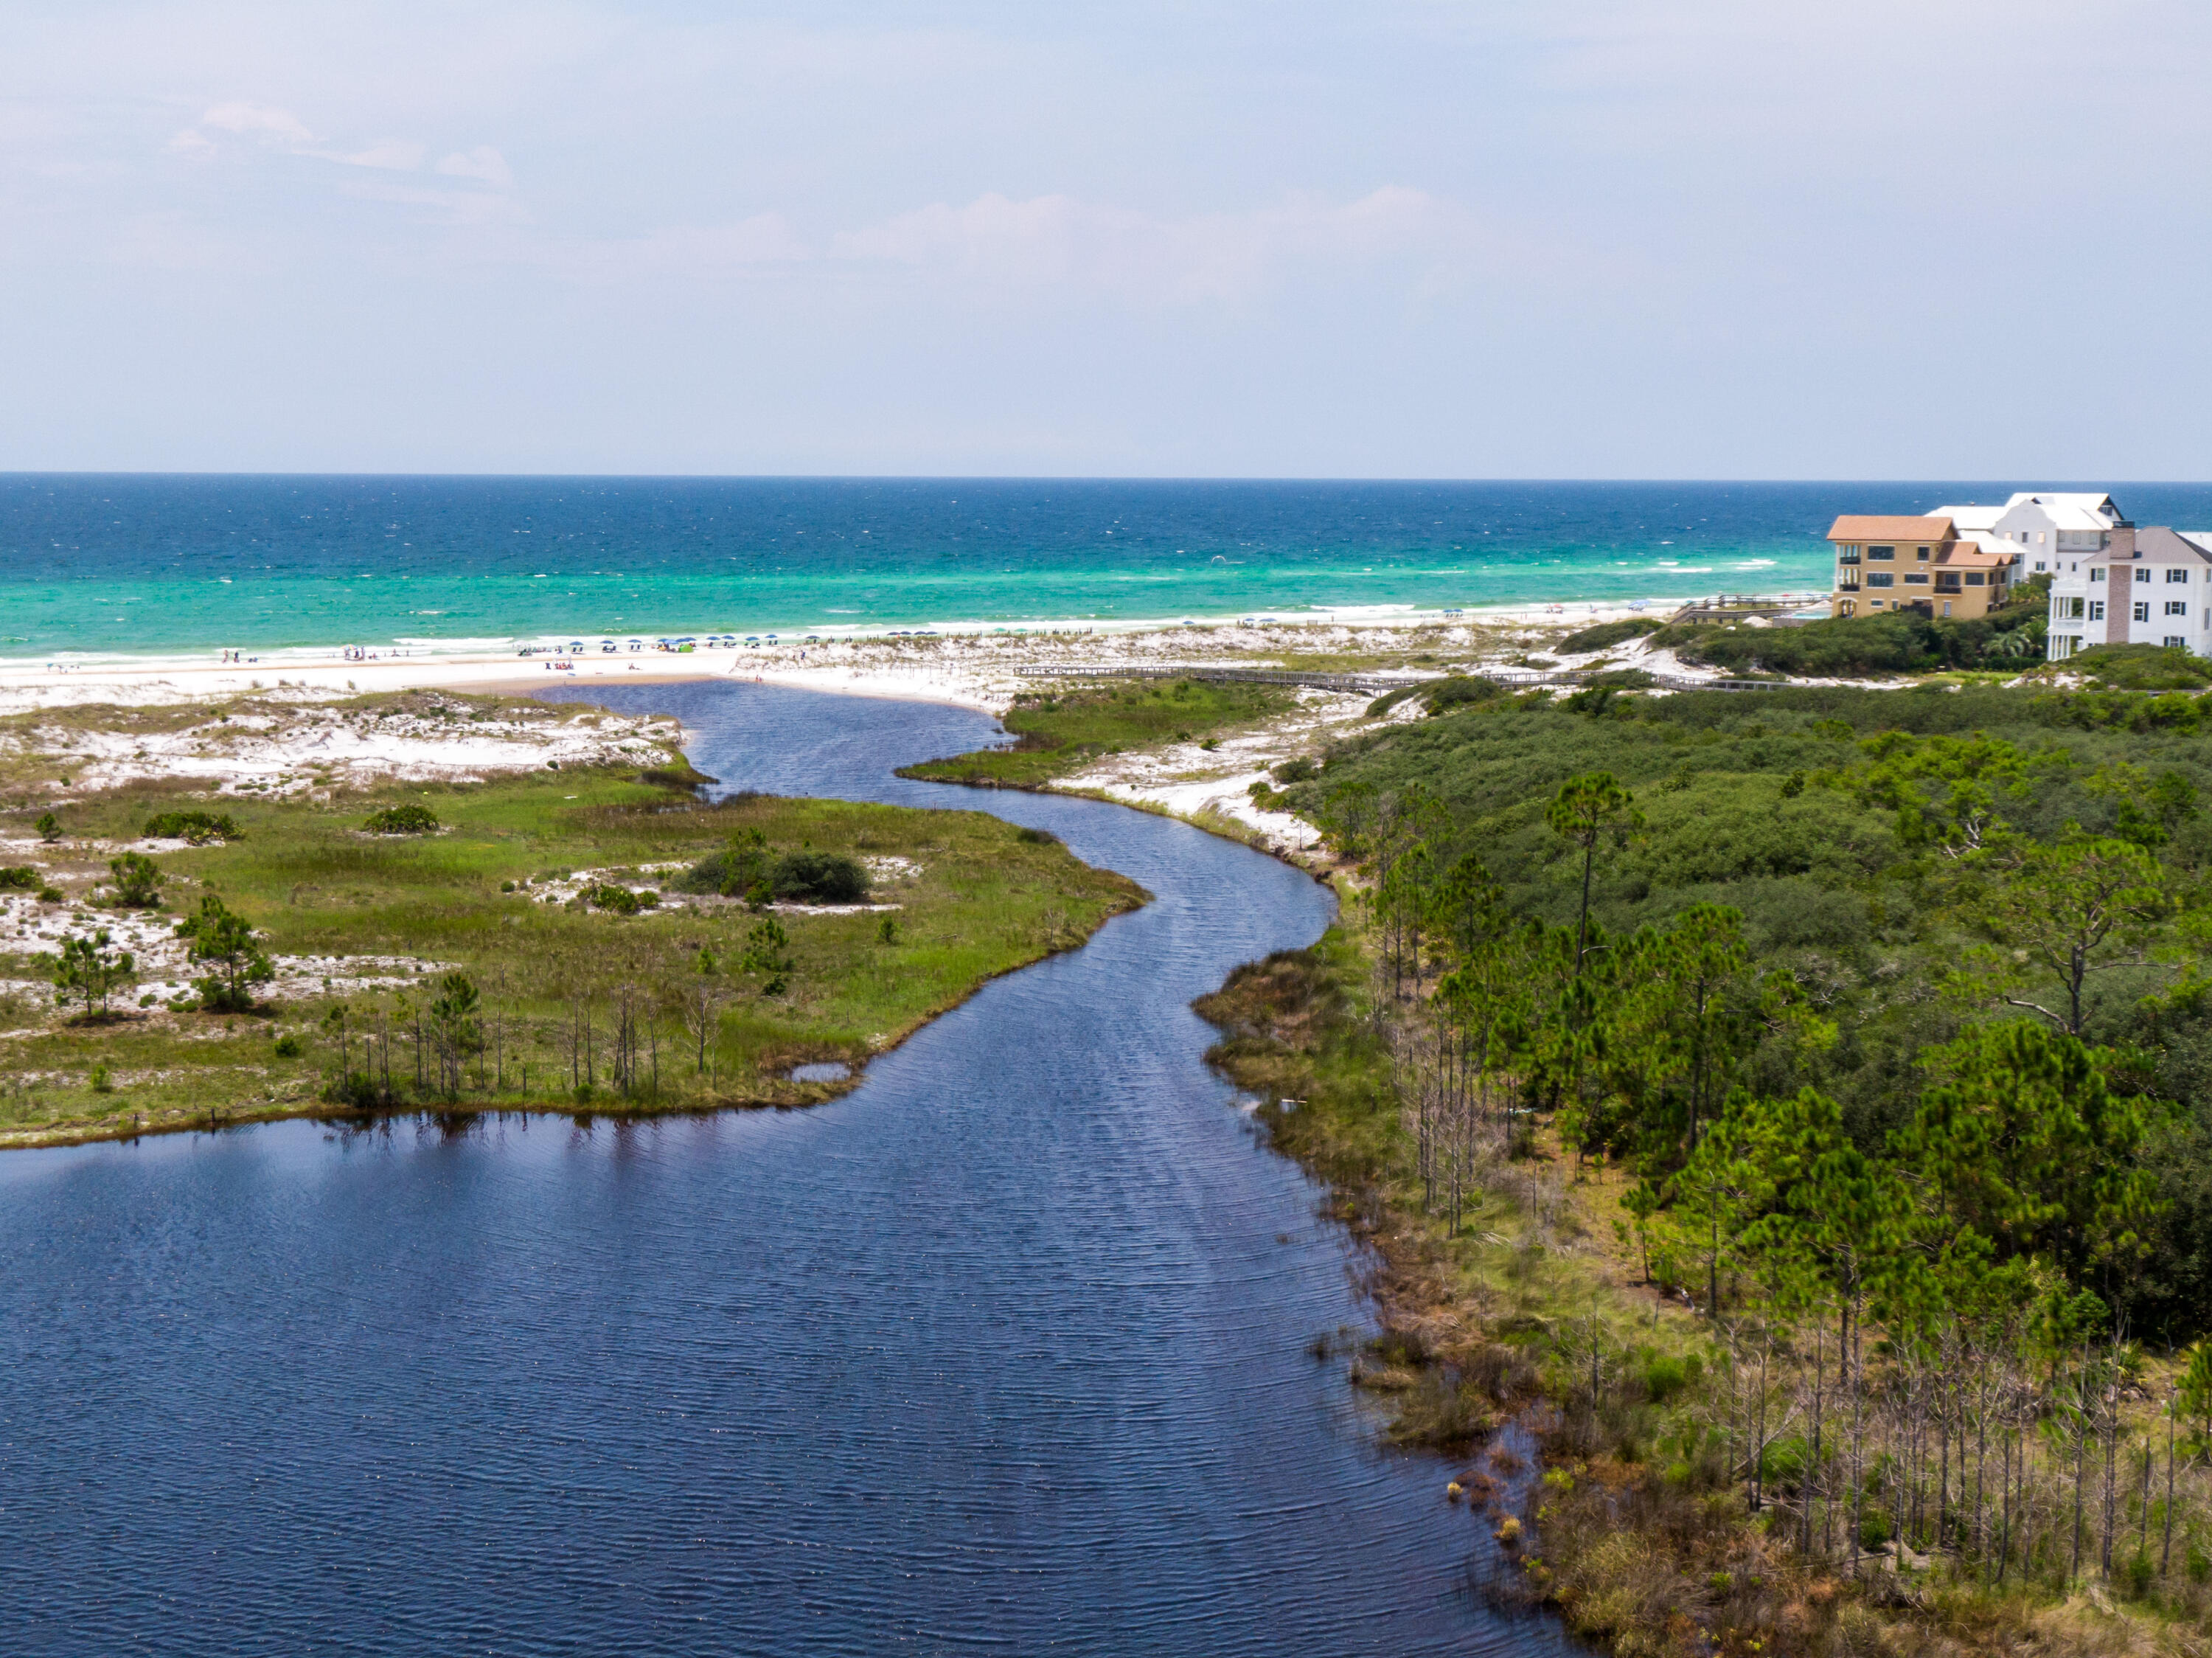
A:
[
  {"left": 1905, "top": 572, "right": 1930, "bottom": 584},
  {"left": 2034, "top": 561, "right": 2047, "bottom": 572},
  {"left": 2166, "top": 637, "right": 2189, "bottom": 648},
  {"left": 2090, "top": 566, "right": 2106, "bottom": 582},
  {"left": 1868, "top": 546, "right": 1895, "bottom": 561},
  {"left": 2168, "top": 600, "right": 2189, "bottom": 617},
  {"left": 2037, "top": 532, "right": 2047, "bottom": 543},
  {"left": 1916, "top": 546, "right": 1931, "bottom": 561},
  {"left": 1867, "top": 572, "right": 1894, "bottom": 588},
  {"left": 1941, "top": 602, "right": 1952, "bottom": 617},
  {"left": 2171, "top": 568, "right": 2191, "bottom": 583},
  {"left": 2134, "top": 601, "right": 2150, "bottom": 623},
  {"left": 2138, "top": 566, "right": 2154, "bottom": 583},
  {"left": 1964, "top": 572, "right": 1985, "bottom": 586},
  {"left": 2090, "top": 600, "right": 2107, "bottom": 621},
  {"left": 2058, "top": 596, "right": 2085, "bottom": 620}
]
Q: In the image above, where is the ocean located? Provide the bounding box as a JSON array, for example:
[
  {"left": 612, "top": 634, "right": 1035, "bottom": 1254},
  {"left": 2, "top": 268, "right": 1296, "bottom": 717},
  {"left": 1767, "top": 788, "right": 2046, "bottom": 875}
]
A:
[{"left": 7, "top": 475, "right": 2211, "bottom": 663}]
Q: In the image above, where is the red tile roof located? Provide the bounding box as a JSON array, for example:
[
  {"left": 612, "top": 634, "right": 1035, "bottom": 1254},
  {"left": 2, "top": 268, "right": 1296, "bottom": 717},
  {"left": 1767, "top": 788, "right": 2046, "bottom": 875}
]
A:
[{"left": 1829, "top": 516, "right": 1955, "bottom": 541}]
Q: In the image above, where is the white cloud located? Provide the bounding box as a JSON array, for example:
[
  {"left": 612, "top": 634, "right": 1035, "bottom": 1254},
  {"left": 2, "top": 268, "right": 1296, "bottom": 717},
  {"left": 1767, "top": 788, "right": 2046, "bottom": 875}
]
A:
[
  {"left": 198, "top": 102, "right": 316, "bottom": 145},
  {"left": 435, "top": 146, "right": 512, "bottom": 187},
  {"left": 319, "top": 139, "right": 425, "bottom": 171},
  {"left": 168, "top": 103, "right": 425, "bottom": 173}
]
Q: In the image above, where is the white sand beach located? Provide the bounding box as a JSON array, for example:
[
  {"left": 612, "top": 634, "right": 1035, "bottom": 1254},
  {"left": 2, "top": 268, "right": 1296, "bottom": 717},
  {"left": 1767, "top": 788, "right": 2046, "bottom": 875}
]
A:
[
  {"left": 0, "top": 604, "right": 1810, "bottom": 837},
  {"left": 0, "top": 593, "right": 1804, "bottom": 721}
]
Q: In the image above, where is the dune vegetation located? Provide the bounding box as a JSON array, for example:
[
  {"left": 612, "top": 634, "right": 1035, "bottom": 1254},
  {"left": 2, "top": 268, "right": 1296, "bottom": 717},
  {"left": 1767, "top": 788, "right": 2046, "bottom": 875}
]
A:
[
  {"left": 1203, "top": 678, "right": 2212, "bottom": 1658},
  {"left": 897, "top": 677, "right": 1293, "bottom": 788}
]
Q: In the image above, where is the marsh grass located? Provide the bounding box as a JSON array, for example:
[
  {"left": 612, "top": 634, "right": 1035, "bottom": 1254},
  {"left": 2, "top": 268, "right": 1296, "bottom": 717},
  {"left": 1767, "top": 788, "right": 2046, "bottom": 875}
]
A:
[
  {"left": 896, "top": 679, "right": 1293, "bottom": 788},
  {"left": 0, "top": 766, "right": 1144, "bottom": 1143}
]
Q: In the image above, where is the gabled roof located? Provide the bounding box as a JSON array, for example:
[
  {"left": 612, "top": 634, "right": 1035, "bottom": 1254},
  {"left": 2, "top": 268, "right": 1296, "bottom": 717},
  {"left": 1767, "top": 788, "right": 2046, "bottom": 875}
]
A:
[
  {"left": 2005, "top": 491, "right": 2125, "bottom": 530},
  {"left": 1934, "top": 541, "right": 2014, "bottom": 568},
  {"left": 1934, "top": 504, "right": 2006, "bottom": 532},
  {"left": 1828, "top": 515, "right": 1954, "bottom": 542},
  {"left": 2180, "top": 532, "right": 2212, "bottom": 560},
  {"left": 2118, "top": 527, "right": 2212, "bottom": 563}
]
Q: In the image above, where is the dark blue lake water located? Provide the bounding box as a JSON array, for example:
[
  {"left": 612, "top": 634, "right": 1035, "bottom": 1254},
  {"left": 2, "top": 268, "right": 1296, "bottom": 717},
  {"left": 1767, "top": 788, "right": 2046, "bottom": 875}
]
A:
[{"left": 0, "top": 684, "right": 1564, "bottom": 1656}]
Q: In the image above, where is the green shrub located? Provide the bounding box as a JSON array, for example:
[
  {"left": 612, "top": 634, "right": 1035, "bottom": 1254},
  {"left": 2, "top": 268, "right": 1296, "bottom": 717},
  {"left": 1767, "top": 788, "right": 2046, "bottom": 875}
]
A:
[
  {"left": 584, "top": 884, "right": 657, "bottom": 915},
  {"left": 1272, "top": 757, "right": 1319, "bottom": 784},
  {"left": 676, "top": 830, "right": 771, "bottom": 898},
  {"left": 273, "top": 1033, "right": 304, "bottom": 1058},
  {"left": 1558, "top": 617, "right": 1658, "bottom": 653},
  {"left": 1425, "top": 676, "right": 1502, "bottom": 712},
  {"left": 0, "top": 867, "right": 38, "bottom": 890},
  {"left": 1015, "top": 826, "right": 1060, "bottom": 845},
  {"left": 1369, "top": 676, "right": 1501, "bottom": 718},
  {"left": 1643, "top": 1356, "right": 1691, "bottom": 1402},
  {"left": 1669, "top": 594, "right": 2050, "bottom": 678},
  {"left": 771, "top": 851, "right": 870, "bottom": 903},
  {"left": 2053, "top": 643, "right": 2212, "bottom": 691},
  {"left": 680, "top": 838, "right": 859, "bottom": 904},
  {"left": 144, "top": 810, "right": 241, "bottom": 844},
  {"left": 363, "top": 804, "right": 439, "bottom": 834},
  {"left": 108, "top": 852, "right": 164, "bottom": 907}
]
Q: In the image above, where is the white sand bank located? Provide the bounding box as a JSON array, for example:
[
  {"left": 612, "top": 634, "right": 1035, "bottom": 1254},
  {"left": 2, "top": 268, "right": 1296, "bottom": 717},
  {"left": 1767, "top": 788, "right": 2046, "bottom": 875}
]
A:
[{"left": 0, "top": 592, "right": 1809, "bottom": 723}]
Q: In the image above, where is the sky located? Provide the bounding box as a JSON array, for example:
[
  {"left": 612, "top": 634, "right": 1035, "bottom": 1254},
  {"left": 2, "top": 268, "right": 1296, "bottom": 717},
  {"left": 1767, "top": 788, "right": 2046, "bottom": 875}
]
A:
[{"left": 4, "top": 1, "right": 2211, "bottom": 479}]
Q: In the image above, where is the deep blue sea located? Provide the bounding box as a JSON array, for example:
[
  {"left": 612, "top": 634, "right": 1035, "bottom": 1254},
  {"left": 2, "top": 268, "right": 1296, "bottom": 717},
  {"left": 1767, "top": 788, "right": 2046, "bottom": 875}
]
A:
[{"left": 9, "top": 476, "right": 2212, "bottom": 661}]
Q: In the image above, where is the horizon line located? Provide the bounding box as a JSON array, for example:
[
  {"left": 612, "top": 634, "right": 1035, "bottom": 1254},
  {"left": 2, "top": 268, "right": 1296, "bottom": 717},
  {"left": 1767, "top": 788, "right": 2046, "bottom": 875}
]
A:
[{"left": 3, "top": 471, "right": 2207, "bottom": 488}]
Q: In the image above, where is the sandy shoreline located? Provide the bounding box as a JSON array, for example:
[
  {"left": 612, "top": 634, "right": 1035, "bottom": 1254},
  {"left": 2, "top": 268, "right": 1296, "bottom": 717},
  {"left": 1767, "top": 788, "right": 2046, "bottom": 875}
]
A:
[
  {"left": 0, "top": 604, "right": 1815, "bottom": 843},
  {"left": 0, "top": 592, "right": 1821, "bottom": 718},
  {"left": 0, "top": 586, "right": 1833, "bottom": 717}
]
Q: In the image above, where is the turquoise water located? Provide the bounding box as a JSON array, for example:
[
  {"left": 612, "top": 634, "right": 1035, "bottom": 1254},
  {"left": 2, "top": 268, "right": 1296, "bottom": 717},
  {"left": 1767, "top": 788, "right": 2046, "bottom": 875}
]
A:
[{"left": 7, "top": 476, "right": 2211, "bottom": 659}]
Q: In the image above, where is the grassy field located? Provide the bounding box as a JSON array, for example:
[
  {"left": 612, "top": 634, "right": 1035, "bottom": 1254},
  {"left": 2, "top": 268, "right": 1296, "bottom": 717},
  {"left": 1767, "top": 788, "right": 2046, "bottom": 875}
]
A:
[
  {"left": 897, "top": 677, "right": 1295, "bottom": 788},
  {"left": 0, "top": 766, "right": 1144, "bottom": 1144}
]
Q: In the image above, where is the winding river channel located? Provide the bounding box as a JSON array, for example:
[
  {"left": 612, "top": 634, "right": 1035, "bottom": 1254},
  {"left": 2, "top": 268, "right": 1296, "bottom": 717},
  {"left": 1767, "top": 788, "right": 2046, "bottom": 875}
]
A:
[{"left": 0, "top": 683, "right": 1565, "bottom": 1656}]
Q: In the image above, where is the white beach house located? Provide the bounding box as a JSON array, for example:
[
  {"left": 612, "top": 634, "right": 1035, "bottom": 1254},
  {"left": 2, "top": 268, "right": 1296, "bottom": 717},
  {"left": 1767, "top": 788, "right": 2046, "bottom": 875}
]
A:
[
  {"left": 2045, "top": 525, "right": 2212, "bottom": 660},
  {"left": 1947, "top": 492, "right": 2128, "bottom": 573}
]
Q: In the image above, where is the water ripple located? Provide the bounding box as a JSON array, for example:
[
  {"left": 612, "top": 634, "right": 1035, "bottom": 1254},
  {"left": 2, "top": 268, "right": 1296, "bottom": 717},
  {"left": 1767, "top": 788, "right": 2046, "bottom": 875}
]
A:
[{"left": 0, "top": 684, "right": 1568, "bottom": 1657}]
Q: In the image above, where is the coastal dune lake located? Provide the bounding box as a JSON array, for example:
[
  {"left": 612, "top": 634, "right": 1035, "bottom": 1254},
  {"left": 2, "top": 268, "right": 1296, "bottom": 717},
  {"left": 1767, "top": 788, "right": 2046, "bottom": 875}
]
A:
[{"left": 0, "top": 684, "right": 1565, "bottom": 1657}]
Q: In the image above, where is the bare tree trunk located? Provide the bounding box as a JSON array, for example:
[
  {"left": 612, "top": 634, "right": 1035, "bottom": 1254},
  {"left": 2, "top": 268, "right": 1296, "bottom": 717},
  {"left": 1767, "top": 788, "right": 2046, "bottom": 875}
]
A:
[{"left": 2163, "top": 1381, "right": 2177, "bottom": 1578}]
